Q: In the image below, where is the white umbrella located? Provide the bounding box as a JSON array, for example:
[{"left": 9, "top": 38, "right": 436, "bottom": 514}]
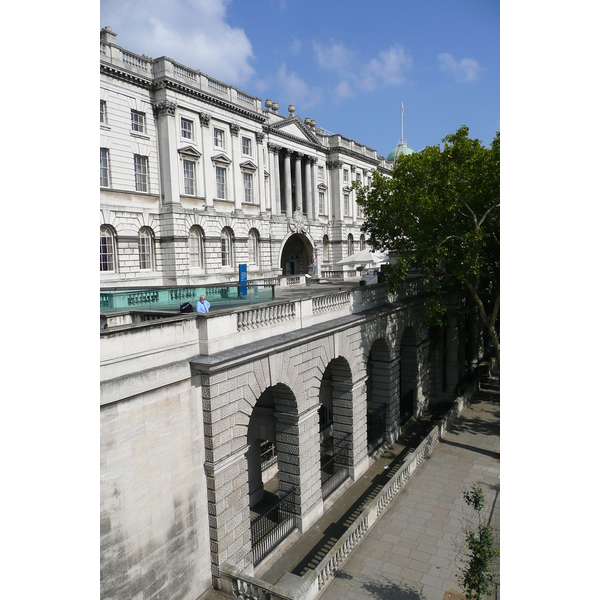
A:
[{"left": 336, "top": 249, "right": 389, "bottom": 267}]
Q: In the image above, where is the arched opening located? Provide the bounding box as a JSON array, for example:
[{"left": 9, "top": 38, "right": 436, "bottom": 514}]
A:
[
  {"left": 399, "top": 326, "right": 418, "bottom": 425},
  {"left": 319, "top": 357, "right": 353, "bottom": 499},
  {"left": 280, "top": 233, "right": 313, "bottom": 276},
  {"left": 246, "top": 384, "right": 300, "bottom": 565},
  {"left": 366, "top": 339, "right": 390, "bottom": 455}
]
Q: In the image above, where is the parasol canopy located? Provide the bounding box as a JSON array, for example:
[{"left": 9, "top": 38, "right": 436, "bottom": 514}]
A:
[{"left": 336, "top": 249, "right": 389, "bottom": 267}]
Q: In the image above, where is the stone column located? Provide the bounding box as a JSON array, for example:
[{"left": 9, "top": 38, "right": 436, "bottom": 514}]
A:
[
  {"left": 152, "top": 100, "right": 180, "bottom": 205},
  {"left": 200, "top": 112, "right": 214, "bottom": 210},
  {"left": 230, "top": 123, "right": 242, "bottom": 213},
  {"left": 294, "top": 153, "right": 303, "bottom": 213},
  {"left": 269, "top": 144, "right": 281, "bottom": 216},
  {"left": 305, "top": 158, "right": 313, "bottom": 221},
  {"left": 284, "top": 149, "right": 293, "bottom": 218}
]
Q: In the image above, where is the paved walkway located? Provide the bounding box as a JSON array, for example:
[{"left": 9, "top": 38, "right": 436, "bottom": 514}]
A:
[{"left": 320, "top": 381, "right": 500, "bottom": 600}]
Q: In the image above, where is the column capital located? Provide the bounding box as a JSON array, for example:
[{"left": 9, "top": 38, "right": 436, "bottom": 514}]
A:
[
  {"left": 230, "top": 123, "right": 240, "bottom": 136},
  {"left": 200, "top": 112, "right": 212, "bottom": 127},
  {"left": 268, "top": 142, "right": 281, "bottom": 153},
  {"left": 256, "top": 132, "right": 265, "bottom": 144},
  {"left": 152, "top": 100, "right": 177, "bottom": 117}
]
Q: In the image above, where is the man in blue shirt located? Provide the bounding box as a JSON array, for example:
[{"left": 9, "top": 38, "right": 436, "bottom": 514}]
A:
[{"left": 196, "top": 294, "right": 210, "bottom": 313}]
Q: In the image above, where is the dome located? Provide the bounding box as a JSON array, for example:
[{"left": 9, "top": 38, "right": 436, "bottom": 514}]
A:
[{"left": 387, "top": 141, "right": 415, "bottom": 161}]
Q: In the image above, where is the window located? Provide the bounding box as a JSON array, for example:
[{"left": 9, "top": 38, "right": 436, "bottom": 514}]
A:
[
  {"left": 323, "top": 235, "right": 330, "bottom": 262},
  {"left": 100, "top": 226, "right": 116, "bottom": 272},
  {"left": 357, "top": 202, "right": 363, "bottom": 218},
  {"left": 183, "top": 159, "right": 196, "bottom": 195},
  {"left": 248, "top": 229, "right": 259, "bottom": 266},
  {"left": 181, "top": 117, "right": 193, "bottom": 140},
  {"left": 347, "top": 234, "right": 354, "bottom": 256},
  {"left": 214, "top": 127, "right": 225, "bottom": 148},
  {"left": 243, "top": 172, "right": 253, "bottom": 203},
  {"left": 344, "top": 193, "right": 350, "bottom": 216},
  {"left": 242, "top": 136, "right": 252, "bottom": 156},
  {"left": 221, "top": 229, "right": 233, "bottom": 267},
  {"left": 360, "top": 234, "right": 366, "bottom": 250},
  {"left": 318, "top": 165, "right": 324, "bottom": 180},
  {"left": 134, "top": 155, "right": 149, "bottom": 192},
  {"left": 131, "top": 110, "right": 146, "bottom": 133},
  {"left": 100, "top": 100, "right": 107, "bottom": 124},
  {"left": 319, "top": 191, "right": 325, "bottom": 214},
  {"left": 138, "top": 228, "right": 154, "bottom": 270},
  {"left": 100, "top": 148, "right": 110, "bottom": 188},
  {"left": 356, "top": 172, "right": 362, "bottom": 185},
  {"left": 343, "top": 168, "right": 349, "bottom": 183},
  {"left": 189, "top": 227, "right": 205, "bottom": 269},
  {"left": 216, "top": 166, "right": 227, "bottom": 199}
]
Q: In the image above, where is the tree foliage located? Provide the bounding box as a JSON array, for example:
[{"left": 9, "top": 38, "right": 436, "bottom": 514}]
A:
[{"left": 356, "top": 126, "right": 500, "bottom": 365}]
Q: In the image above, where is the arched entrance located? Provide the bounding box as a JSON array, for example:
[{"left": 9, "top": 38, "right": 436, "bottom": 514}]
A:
[
  {"left": 319, "top": 357, "right": 354, "bottom": 499},
  {"left": 366, "top": 338, "right": 391, "bottom": 455},
  {"left": 246, "top": 384, "right": 301, "bottom": 565},
  {"left": 280, "top": 233, "right": 313, "bottom": 275},
  {"left": 399, "top": 326, "right": 418, "bottom": 425}
]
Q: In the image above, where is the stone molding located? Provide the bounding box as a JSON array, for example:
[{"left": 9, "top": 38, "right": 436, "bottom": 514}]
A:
[{"left": 152, "top": 100, "right": 177, "bottom": 116}]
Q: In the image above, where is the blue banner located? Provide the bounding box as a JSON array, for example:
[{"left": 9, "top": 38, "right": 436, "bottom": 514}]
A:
[{"left": 239, "top": 264, "right": 248, "bottom": 297}]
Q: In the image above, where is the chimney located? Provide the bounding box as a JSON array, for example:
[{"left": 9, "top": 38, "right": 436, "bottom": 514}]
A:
[{"left": 100, "top": 26, "right": 117, "bottom": 44}]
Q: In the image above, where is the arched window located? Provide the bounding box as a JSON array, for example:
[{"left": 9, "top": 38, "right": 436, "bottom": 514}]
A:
[
  {"left": 248, "top": 229, "right": 259, "bottom": 266},
  {"left": 360, "top": 234, "right": 366, "bottom": 251},
  {"left": 323, "top": 235, "right": 330, "bottom": 263},
  {"left": 221, "top": 228, "right": 233, "bottom": 267},
  {"left": 100, "top": 226, "right": 116, "bottom": 272},
  {"left": 347, "top": 234, "right": 354, "bottom": 256},
  {"left": 138, "top": 227, "right": 154, "bottom": 270},
  {"left": 189, "top": 226, "right": 205, "bottom": 269}
]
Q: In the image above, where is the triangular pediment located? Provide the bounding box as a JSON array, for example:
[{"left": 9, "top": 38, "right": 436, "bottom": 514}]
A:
[
  {"left": 178, "top": 145, "right": 202, "bottom": 158},
  {"left": 210, "top": 152, "right": 232, "bottom": 165},
  {"left": 269, "top": 116, "right": 321, "bottom": 145},
  {"left": 239, "top": 159, "right": 258, "bottom": 171}
]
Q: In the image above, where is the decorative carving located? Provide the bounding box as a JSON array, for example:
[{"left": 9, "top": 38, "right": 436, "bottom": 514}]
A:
[
  {"left": 267, "top": 143, "right": 281, "bottom": 154},
  {"left": 200, "top": 112, "right": 212, "bottom": 127},
  {"left": 350, "top": 164, "right": 356, "bottom": 172},
  {"left": 256, "top": 132, "right": 265, "bottom": 143},
  {"left": 152, "top": 100, "right": 177, "bottom": 116},
  {"left": 230, "top": 123, "right": 240, "bottom": 136},
  {"left": 289, "top": 208, "right": 308, "bottom": 234}
]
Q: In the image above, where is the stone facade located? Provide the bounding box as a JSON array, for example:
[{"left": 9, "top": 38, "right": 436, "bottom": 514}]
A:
[
  {"left": 100, "top": 26, "right": 394, "bottom": 289},
  {"left": 100, "top": 285, "right": 473, "bottom": 598}
]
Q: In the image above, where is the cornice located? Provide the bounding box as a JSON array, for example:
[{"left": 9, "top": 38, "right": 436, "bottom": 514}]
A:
[{"left": 100, "top": 62, "right": 153, "bottom": 89}]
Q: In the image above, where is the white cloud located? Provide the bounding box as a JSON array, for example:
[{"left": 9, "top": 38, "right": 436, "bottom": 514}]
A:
[
  {"left": 276, "top": 64, "right": 322, "bottom": 109},
  {"left": 100, "top": 0, "right": 254, "bottom": 85},
  {"left": 313, "top": 41, "right": 354, "bottom": 72},
  {"left": 362, "top": 46, "right": 413, "bottom": 89},
  {"left": 438, "top": 53, "right": 483, "bottom": 83}
]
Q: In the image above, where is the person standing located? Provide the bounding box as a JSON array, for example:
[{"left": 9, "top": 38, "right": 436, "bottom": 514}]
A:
[{"left": 195, "top": 294, "right": 210, "bottom": 313}]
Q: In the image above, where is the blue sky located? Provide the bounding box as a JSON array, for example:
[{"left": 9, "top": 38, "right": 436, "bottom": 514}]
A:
[{"left": 100, "top": 0, "right": 499, "bottom": 155}]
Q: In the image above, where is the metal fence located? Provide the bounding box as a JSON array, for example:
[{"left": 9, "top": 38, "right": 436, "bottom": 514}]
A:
[
  {"left": 367, "top": 403, "right": 387, "bottom": 455},
  {"left": 250, "top": 487, "right": 297, "bottom": 566},
  {"left": 321, "top": 431, "right": 352, "bottom": 500}
]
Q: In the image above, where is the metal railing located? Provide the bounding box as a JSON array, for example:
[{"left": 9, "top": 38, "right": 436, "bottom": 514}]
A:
[
  {"left": 250, "top": 487, "right": 298, "bottom": 566},
  {"left": 366, "top": 403, "right": 387, "bottom": 455},
  {"left": 321, "top": 431, "right": 352, "bottom": 500}
]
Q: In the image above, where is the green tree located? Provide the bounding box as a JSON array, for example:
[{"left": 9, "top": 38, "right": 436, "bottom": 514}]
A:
[
  {"left": 457, "top": 484, "right": 499, "bottom": 600},
  {"left": 356, "top": 126, "right": 500, "bottom": 367}
]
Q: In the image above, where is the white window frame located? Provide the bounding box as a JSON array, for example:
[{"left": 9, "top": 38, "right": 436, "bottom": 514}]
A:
[
  {"left": 221, "top": 229, "right": 233, "bottom": 267},
  {"left": 347, "top": 234, "right": 354, "bottom": 256},
  {"left": 183, "top": 159, "right": 196, "bottom": 196},
  {"left": 181, "top": 117, "right": 194, "bottom": 141},
  {"left": 216, "top": 166, "right": 227, "bottom": 199},
  {"left": 343, "top": 168, "right": 349, "bottom": 183},
  {"left": 100, "top": 226, "right": 116, "bottom": 272},
  {"left": 189, "top": 227, "right": 205, "bottom": 269},
  {"left": 138, "top": 228, "right": 154, "bottom": 271},
  {"left": 242, "top": 136, "right": 252, "bottom": 157},
  {"left": 319, "top": 191, "right": 325, "bottom": 215},
  {"left": 214, "top": 127, "right": 225, "bottom": 149},
  {"left": 344, "top": 193, "right": 350, "bottom": 216},
  {"left": 243, "top": 172, "right": 253, "bottom": 204},
  {"left": 100, "top": 148, "right": 110, "bottom": 188},
  {"left": 100, "top": 100, "right": 107, "bottom": 124},
  {"left": 248, "top": 229, "right": 259, "bottom": 266},
  {"left": 131, "top": 110, "right": 146, "bottom": 133},
  {"left": 318, "top": 165, "right": 324, "bottom": 181},
  {"left": 134, "top": 154, "right": 149, "bottom": 192}
]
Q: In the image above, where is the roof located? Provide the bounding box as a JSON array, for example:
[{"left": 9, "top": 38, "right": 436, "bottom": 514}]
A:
[{"left": 387, "top": 141, "right": 415, "bottom": 161}]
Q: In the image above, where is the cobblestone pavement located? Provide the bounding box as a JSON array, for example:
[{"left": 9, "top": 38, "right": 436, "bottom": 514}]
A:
[{"left": 319, "top": 382, "right": 500, "bottom": 600}]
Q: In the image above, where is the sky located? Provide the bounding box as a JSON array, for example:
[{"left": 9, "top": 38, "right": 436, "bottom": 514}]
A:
[{"left": 99, "top": 0, "right": 499, "bottom": 155}]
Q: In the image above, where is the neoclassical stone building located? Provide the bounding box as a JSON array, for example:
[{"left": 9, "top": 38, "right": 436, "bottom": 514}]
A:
[
  {"left": 100, "top": 26, "right": 482, "bottom": 600},
  {"left": 100, "top": 26, "right": 396, "bottom": 289}
]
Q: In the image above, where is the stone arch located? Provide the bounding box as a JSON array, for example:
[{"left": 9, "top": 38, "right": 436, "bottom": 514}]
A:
[
  {"left": 399, "top": 325, "right": 418, "bottom": 424},
  {"left": 366, "top": 337, "right": 392, "bottom": 454},
  {"left": 279, "top": 232, "right": 315, "bottom": 275}
]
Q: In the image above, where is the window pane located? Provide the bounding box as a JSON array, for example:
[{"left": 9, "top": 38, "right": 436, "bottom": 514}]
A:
[
  {"left": 183, "top": 160, "right": 195, "bottom": 195},
  {"left": 100, "top": 148, "right": 110, "bottom": 187},
  {"left": 181, "top": 118, "right": 193, "bottom": 139}
]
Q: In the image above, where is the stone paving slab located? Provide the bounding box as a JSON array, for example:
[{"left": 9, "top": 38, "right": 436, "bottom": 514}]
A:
[{"left": 320, "top": 384, "right": 500, "bottom": 600}]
